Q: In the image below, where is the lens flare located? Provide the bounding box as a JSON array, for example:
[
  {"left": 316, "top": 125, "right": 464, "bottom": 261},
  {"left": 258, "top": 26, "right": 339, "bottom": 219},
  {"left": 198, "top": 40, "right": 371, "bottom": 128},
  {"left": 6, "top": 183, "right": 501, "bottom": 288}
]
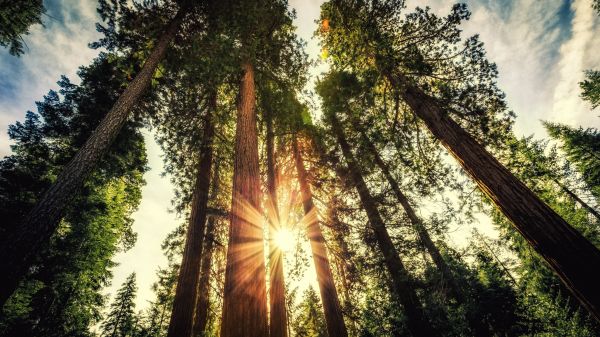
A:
[{"left": 274, "top": 228, "right": 294, "bottom": 252}]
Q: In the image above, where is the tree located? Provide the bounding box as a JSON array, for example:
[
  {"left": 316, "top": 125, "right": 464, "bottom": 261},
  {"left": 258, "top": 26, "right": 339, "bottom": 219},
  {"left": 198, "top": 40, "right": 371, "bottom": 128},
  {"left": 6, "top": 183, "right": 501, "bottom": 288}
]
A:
[
  {"left": 580, "top": 71, "right": 600, "bottom": 109},
  {"left": 0, "top": 0, "right": 45, "bottom": 56},
  {"left": 0, "top": 2, "right": 189, "bottom": 307},
  {"left": 318, "top": 73, "right": 439, "bottom": 336},
  {"left": 319, "top": 0, "right": 600, "bottom": 320},
  {"left": 293, "top": 134, "right": 348, "bottom": 337},
  {"left": 101, "top": 273, "right": 139, "bottom": 337},
  {"left": 545, "top": 122, "right": 600, "bottom": 202},
  {"left": 0, "top": 54, "right": 146, "bottom": 337},
  {"left": 292, "top": 287, "right": 328, "bottom": 337},
  {"left": 167, "top": 91, "right": 217, "bottom": 337}
]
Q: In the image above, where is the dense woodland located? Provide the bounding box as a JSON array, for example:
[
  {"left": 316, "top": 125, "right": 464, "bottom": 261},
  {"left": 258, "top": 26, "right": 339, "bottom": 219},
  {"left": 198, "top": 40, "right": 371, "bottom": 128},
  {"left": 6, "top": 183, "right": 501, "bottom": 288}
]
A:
[{"left": 1, "top": 0, "right": 600, "bottom": 336}]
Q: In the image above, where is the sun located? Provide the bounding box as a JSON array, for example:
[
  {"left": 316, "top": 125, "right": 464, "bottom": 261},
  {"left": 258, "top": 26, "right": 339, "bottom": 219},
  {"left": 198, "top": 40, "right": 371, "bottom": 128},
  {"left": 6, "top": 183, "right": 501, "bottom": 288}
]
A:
[{"left": 274, "top": 228, "right": 295, "bottom": 252}]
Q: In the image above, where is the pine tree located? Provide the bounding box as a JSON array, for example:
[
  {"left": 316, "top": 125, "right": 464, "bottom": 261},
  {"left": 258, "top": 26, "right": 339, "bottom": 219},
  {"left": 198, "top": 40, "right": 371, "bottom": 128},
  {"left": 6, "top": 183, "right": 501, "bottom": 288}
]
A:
[
  {"left": 0, "top": 1, "right": 188, "bottom": 306},
  {"left": 292, "top": 287, "right": 328, "bottom": 337},
  {"left": 0, "top": 0, "right": 45, "bottom": 56},
  {"left": 102, "top": 273, "right": 139, "bottom": 337}
]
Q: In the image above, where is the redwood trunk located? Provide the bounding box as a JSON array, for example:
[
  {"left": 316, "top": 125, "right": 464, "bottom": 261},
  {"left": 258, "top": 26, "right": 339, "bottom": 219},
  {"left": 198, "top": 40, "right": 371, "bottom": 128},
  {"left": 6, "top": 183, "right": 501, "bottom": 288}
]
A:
[
  {"left": 193, "top": 161, "right": 221, "bottom": 337},
  {"left": 293, "top": 135, "right": 348, "bottom": 337},
  {"left": 329, "top": 115, "right": 439, "bottom": 337},
  {"left": 167, "top": 92, "right": 217, "bottom": 337},
  {"left": 266, "top": 110, "right": 288, "bottom": 337},
  {"left": 0, "top": 10, "right": 185, "bottom": 306},
  {"left": 220, "top": 62, "right": 268, "bottom": 337},
  {"left": 394, "top": 73, "right": 600, "bottom": 321}
]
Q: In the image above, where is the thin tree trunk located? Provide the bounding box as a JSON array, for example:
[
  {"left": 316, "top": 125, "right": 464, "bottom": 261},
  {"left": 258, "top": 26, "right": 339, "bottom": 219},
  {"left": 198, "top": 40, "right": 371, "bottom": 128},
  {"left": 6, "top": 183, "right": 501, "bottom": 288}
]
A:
[
  {"left": 358, "top": 130, "right": 462, "bottom": 300},
  {"left": 266, "top": 109, "right": 288, "bottom": 337},
  {"left": 193, "top": 160, "right": 221, "bottom": 337},
  {"left": 221, "top": 62, "right": 268, "bottom": 337},
  {"left": 329, "top": 114, "right": 439, "bottom": 337},
  {"left": 292, "top": 135, "right": 349, "bottom": 337},
  {"left": 391, "top": 72, "right": 600, "bottom": 321},
  {"left": 357, "top": 129, "right": 492, "bottom": 335},
  {"left": 0, "top": 10, "right": 186, "bottom": 306},
  {"left": 553, "top": 179, "right": 600, "bottom": 223},
  {"left": 167, "top": 92, "right": 217, "bottom": 337}
]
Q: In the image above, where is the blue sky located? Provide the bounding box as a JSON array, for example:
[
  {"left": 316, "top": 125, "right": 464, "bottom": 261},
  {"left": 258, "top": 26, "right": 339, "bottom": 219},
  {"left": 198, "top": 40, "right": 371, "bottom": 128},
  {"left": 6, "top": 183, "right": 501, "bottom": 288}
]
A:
[{"left": 1, "top": 0, "right": 599, "bottom": 311}]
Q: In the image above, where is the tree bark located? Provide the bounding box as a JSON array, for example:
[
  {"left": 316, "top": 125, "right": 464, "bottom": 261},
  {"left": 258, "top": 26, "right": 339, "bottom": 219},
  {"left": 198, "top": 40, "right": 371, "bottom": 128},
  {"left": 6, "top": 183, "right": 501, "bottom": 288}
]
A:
[
  {"left": 329, "top": 114, "right": 439, "bottom": 337},
  {"left": 266, "top": 109, "right": 288, "bottom": 337},
  {"left": 292, "top": 135, "right": 349, "bottom": 337},
  {"left": 391, "top": 72, "right": 600, "bottom": 322},
  {"left": 193, "top": 160, "right": 221, "bottom": 337},
  {"left": 220, "top": 62, "right": 268, "bottom": 337},
  {"left": 167, "top": 91, "right": 217, "bottom": 337},
  {"left": 0, "top": 10, "right": 185, "bottom": 306}
]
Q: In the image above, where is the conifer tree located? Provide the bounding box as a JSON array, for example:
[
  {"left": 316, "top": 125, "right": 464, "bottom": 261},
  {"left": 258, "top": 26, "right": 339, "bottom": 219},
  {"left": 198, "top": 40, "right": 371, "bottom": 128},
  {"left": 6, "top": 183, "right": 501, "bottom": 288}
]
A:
[
  {"left": 292, "top": 286, "right": 328, "bottom": 337},
  {"left": 102, "top": 273, "right": 139, "bottom": 337},
  {"left": 0, "top": 0, "right": 45, "bottom": 55}
]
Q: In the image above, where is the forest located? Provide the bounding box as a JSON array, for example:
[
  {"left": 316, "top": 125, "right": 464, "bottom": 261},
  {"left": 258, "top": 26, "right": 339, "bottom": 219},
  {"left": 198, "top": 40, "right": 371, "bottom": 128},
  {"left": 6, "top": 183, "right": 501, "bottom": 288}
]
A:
[{"left": 1, "top": 0, "right": 600, "bottom": 336}]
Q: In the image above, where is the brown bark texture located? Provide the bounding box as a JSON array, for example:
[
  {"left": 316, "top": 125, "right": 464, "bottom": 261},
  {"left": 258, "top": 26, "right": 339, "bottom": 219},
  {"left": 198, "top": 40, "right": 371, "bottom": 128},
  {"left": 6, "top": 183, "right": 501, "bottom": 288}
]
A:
[
  {"left": 193, "top": 160, "right": 221, "bottom": 337},
  {"left": 293, "top": 135, "right": 349, "bottom": 337},
  {"left": 0, "top": 11, "right": 185, "bottom": 306},
  {"left": 394, "top": 73, "right": 600, "bottom": 322},
  {"left": 329, "top": 114, "right": 439, "bottom": 337},
  {"left": 167, "top": 92, "right": 217, "bottom": 337},
  {"left": 266, "top": 110, "right": 288, "bottom": 337},
  {"left": 220, "top": 62, "right": 269, "bottom": 337}
]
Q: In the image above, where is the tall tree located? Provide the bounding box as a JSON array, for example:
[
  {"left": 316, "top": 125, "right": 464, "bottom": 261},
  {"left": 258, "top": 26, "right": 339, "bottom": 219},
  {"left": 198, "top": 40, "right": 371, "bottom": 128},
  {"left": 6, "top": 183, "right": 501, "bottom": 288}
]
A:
[
  {"left": 167, "top": 92, "right": 217, "bottom": 337},
  {"left": 324, "top": 107, "right": 439, "bottom": 337},
  {"left": 193, "top": 160, "right": 222, "bottom": 337},
  {"left": 320, "top": 0, "right": 600, "bottom": 320},
  {"left": 0, "top": 4, "right": 189, "bottom": 306},
  {"left": 221, "top": 61, "right": 269, "bottom": 337},
  {"left": 293, "top": 134, "right": 349, "bottom": 337},
  {"left": 0, "top": 0, "right": 45, "bottom": 55},
  {"left": 292, "top": 286, "right": 328, "bottom": 337},
  {"left": 101, "top": 273, "right": 139, "bottom": 337},
  {"left": 265, "top": 107, "right": 289, "bottom": 337}
]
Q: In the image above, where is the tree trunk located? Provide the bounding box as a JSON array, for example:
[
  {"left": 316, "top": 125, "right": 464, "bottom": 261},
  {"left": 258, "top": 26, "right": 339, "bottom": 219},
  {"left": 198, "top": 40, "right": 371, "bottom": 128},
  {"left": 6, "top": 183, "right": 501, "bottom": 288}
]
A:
[
  {"left": 0, "top": 10, "right": 185, "bottom": 306},
  {"left": 358, "top": 129, "right": 462, "bottom": 300},
  {"left": 358, "top": 129, "right": 492, "bottom": 335},
  {"left": 193, "top": 160, "right": 221, "bottom": 337},
  {"left": 292, "top": 135, "right": 349, "bottom": 337},
  {"left": 167, "top": 91, "right": 217, "bottom": 337},
  {"left": 220, "top": 62, "right": 268, "bottom": 337},
  {"left": 329, "top": 114, "right": 439, "bottom": 337},
  {"left": 553, "top": 179, "right": 600, "bottom": 223},
  {"left": 266, "top": 110, "right": 288, "bottom": 337},
  {"left": 392, "top": 72, "right": 600, "bottom": 322}
]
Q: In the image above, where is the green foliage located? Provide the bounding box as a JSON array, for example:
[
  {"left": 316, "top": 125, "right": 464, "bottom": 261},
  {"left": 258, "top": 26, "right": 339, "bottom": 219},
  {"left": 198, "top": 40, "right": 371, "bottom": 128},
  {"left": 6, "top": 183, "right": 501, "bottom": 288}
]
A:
[
  {"left": 545, "top": 122, "right": 600, "bottom": 201},
  {"left": 0, "top": 54, "right": 147, "bottom": 337},
  {"left": 580, "top": 70, "right": 600, "bottom": 109},
  {"left": 0, "top": 0, "right": 45, "bottom": 55},
  {"left": 101, "top": 273, "right": 139, "bottom": 337},
  {"left": 291, "top": 287, "right": 328, "bottom": 337}
]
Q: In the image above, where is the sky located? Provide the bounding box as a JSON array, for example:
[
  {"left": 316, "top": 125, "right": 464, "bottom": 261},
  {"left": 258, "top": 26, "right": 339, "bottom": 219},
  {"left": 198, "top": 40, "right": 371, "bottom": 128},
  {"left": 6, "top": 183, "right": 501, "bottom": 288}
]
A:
[{"left": 0, "top": 0, "right": 599, "bottom": 312}]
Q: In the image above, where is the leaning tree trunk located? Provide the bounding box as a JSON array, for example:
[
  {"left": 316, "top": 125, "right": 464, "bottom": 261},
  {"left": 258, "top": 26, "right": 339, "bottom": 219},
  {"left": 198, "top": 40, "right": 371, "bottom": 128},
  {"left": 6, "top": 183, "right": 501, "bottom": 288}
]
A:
[
  {"left": 358, "top": 129, "right": 462, "bottom": 300},
  {"left": 553, "top": 178, "right": 600, "bottom": 223},
  {"left": 329, "top": 114, "right": 439, "bottom": 337},
  {"left": 0, "top": 10, "right": 186, "bottom": 306},
  {"left": 390, "top": 72, "right": 600, "bottom": 321},
  {"left": 358, "top": 128, "right": 492, "bottom": 335},
  {"left": 293, "top": 135, "right": 349, "bottom": 337},
  {"left": 193, "top": 160, "right": 221, "bottom": 337},
  {"left": 220, "top": 62, "right": 268, "bottom": 337},
  {"left": 167, "top": 92, "right": 217, "bottom": 337},
  {"left": 266, "top": 110, "right": 288, "bottom": 337}
]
